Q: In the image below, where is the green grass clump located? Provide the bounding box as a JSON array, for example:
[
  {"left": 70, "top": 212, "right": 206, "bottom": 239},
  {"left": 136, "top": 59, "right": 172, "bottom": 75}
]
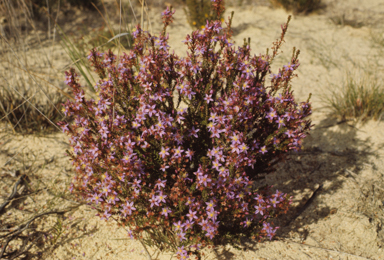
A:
[
  {"left": 322, "top": 71, "right": 384, "bottom": 123},
  {"left": 184, "top": 0, "right": 224, "bottom": 29},
  {"left": 270, "top": 0, "right": 322, "bottom": 14}
]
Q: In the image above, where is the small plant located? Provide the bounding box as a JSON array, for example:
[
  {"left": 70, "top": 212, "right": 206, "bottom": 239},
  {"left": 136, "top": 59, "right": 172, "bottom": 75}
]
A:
[
  {"left": 29, "top": 0, "right": 101, "bottom": 11},
  {"left": 321, "top": 70, "right": 384, "bottom": 123},
  {"left": 270, "top": 0, "right": 322, "bottom": 15},
  {"left": 75, "top": 27, "right": 134, "bottom": 53},
  {"left": 59, "top": 1, "right": 312, "bottom": 259},
  {"left": 184, "top": 0, "right": 224, "bottom": 29}
]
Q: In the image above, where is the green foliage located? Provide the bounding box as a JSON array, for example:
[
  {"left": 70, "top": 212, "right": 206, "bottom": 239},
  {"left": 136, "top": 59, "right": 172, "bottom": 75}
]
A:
[
  {"left": 270, "top": 0, "right": 322, "bottom": 14},
  {"left": 184, "top": 0, "right": 224, "bottom": 29}
]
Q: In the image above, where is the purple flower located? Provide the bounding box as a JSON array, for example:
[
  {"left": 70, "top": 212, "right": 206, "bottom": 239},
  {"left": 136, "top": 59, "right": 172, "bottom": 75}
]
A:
[
  {"left": 207, "top": 121, "right": 215, "bottom": 132},
  {"left": 156, "top": 191, "right": 167, "bottom": 204},
  {"left": 230, "top": 143, "right": 240, "bottom": 154},
  {"left": 262, "top": 222, "right": 278, "bottom": 240},
  {"left": 176, "top": 246, "right": 188, "bottom": 258},
  {"left": 189, "top": 126, "right": 200, "bottom": 138},
  {"left": 186, "top": 209, "right": 198, "bottom": 221},
  {"left": 163, "top": 115, "right": 174, "bottom": 126},
  {"left": 125, "top": 138, "right": 136, "bottom": 150},
  {"left": 176, "top": 230, "right": 187, "bottom": 241},
  {"left": 242, "top": 65, "right": 253, "bottom": 78},
  {"left": 159, "top": 147, "right": 170, "bottom": 159},
  {"left": 209, "top": 112, "right": 218, "bottom": 122},
  {"left": 101, "top": 209, "right": 112, "bottom": 220},
  {"left": 243, "top": 217, "right": 252, "bottom": 227},
  {"left": 283, "top": 111, "right": 294, "bottom": 121},
  {"left": 260, "top": 146, "right": 267, "bottom": 154},
  {"left": 121, "top": 201, "right": 136, "bottom": 217},
  {"left": 239, "top": 143, "right": 249, "bottom": 153},
  {"left": 284, "top": 63, "right": 296, "bottom": 71},
  {"left": 161, "top": 207, "right": 172, "bottom": 217},
  {"left": 101, "top": 184, "right": 112, "bottom": 196},
  {"left": 108, "top": 192, "right": 120, "bottom": 205},
  {"left": 131, "top": 121, "right": 141, "bottom": 129},
  {"left": 206, "top": 200, "right": 216, "bottom": 211},
  {"left": 210, "top": 128, "right": 221, "bottom": 139},
  {"left": 173, "top": 146, "right": 184, "bottom": 158},
  {"left": 183, "top": 220, "right": 194, "bottom": 231},
  {"left": 236, "top": 192, "right": 245, "bottom": 200},
  {"left": 127, "top": 230, "right": 134, "bottom": 239},
  {"left": 177, "top": 83, "right": 188, "bottom": 95},
  {"left": 270, "top": 197, "right": 280, "bottom": 208},
  {"left": 204, "top": 94, "right": 214, "bottom": 104},
  {"left": 185, "top": 149, "right": 194, "bottom": 160},
  {"left": 198, "top": 174, "right": 212, "bottom": 187},
  {"left": 149, "top": 194, "right": 159, "bottom": 208},
  {"left": 91, "top": 193, "right": 103, "bottom": 204},
  {"left": 173, "top": 220, "right": 183, "bottom": 231},
  {"left": 211, "top": 160, "right": 222, "bottom": 171},
  {"left": 254, "top": 204, "right": 265, "bottom": 216},
  {"left": 276, "top": 116, "right": 285, "bottom": 128},
  {"left": 132, "top": 178, "right": 142, "bottom": 189},
  {"left": 284, "top": 129, "right": 294, "bottom": 138},
  {"left": 146, "top": 104, "right": 156, "bottom": 117},
  {"left": 154, "top": 179, "right": 167, "bottom": 190},
  {"left": 185, "top": 197, "right": 195, "bottom": 206},
  {"left": 218, "top": 167, "right": 229, "bottom": 178},
  {"left": 266, "top": 108, "right": 277, "bottom": 121},
  {"left": 160, "top": 164, "right": 169, "bottom": 172},
  {"left": 254, "top": 194, "right": 265, "bottom": 204},
  {"left": 207, "top": 209, "right": 218, "bottom": 220},
  {"left": 185, "top": 88, "right": 196, "bottom": 100},
  {"left": 241, "top": 202, "right": 249, "bottom": 212},
  {"left": 231, "top": 133, "right": 241, "bottom": 144},
  {"left": 198, "top": 219, "right": 209, "bottom": 231},
  {"left": 205, "top": 229, "right": 215, "bottom": 239},
  {"left": 216, "top": 152, "right": 225, "bottom": 162}
]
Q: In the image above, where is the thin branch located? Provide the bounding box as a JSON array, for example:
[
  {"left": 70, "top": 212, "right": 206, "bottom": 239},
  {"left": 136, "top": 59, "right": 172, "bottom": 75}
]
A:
[
  {"left": 0, "top": 174, "right": 27, "bottom": 214},
  {"left": 0, "top": 207, "right": 79, "bottom": 259}
]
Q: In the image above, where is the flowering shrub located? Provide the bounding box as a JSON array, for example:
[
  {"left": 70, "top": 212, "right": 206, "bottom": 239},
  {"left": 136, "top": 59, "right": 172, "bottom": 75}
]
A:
[{"left": 58, "top": 1, "right": 312, "bottom": 259}]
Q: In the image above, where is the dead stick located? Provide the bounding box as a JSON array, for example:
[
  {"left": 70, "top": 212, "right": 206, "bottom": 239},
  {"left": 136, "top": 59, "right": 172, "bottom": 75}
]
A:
[
  {"left": 0, "top": 208, "right": 79, "bottom": 259},
  {"left": 0, "top": 174, "right": 27, "bottom": 214},
  {"left": 284, "top": 183, "right": 324, "bottom": 228}
]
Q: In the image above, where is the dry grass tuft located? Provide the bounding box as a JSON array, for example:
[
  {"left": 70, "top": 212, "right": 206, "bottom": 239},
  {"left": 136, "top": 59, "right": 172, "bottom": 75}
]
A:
[
  {"left": 269, "top": 0, "right": 324, "bottom": 15},
  {"left": 321, "top": 70, "right": 384, "bottom": 123}
]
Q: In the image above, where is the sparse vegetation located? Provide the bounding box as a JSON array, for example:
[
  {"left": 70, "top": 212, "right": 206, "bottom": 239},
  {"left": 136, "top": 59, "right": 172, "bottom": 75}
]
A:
[
  {"left": 184, "top": 0, "right": 224, "bottom": 29},
  {"left": 29, "top": 0, "right": 102, "bottom": 14},
  {"left": 1, "top": 0, "right": 384, "bottom": 259},
  {"left": 321, "top": 70, "right": 384, "bottom": 123},
  {"left": 270, "top": 0, "right": 323, "bottom": 14}
]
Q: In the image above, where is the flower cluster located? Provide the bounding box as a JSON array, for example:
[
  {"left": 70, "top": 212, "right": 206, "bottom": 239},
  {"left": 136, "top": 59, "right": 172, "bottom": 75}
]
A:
[{"left": 58, "top": 6, "right": 312, "bottom": 260}]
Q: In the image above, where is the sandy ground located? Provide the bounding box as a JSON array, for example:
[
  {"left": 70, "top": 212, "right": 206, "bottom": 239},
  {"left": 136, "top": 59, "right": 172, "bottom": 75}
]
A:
[{"left": 1, "top": 0, "right": 384, "bottom": 259}]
